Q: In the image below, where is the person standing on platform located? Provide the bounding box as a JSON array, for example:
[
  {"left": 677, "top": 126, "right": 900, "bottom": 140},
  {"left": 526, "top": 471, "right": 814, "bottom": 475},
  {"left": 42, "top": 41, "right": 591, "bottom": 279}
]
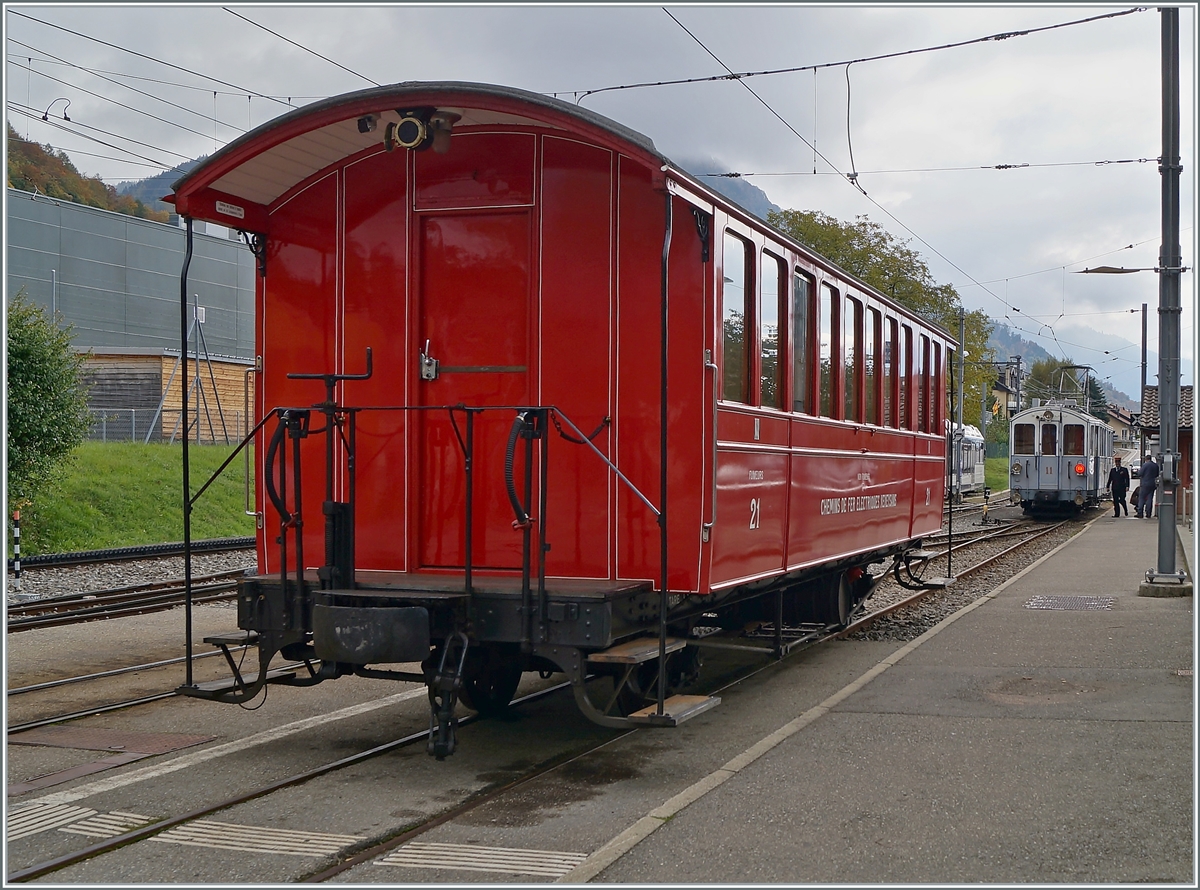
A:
[
  {"left": 1107, "top": 456, "right": 1131, "bottom": 517},
  {"left": 1136, "top": 454, "right": 1159, "bottom": 518}
]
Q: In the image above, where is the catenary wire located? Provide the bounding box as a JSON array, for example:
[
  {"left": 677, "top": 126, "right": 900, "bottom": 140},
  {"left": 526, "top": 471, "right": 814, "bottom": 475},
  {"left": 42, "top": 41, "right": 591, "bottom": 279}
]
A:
[
  {"left": 8, "top": 41, "right": 245, "bottom": 134},
  {"left": 9, "top": 10, "right": 297, "bottom": 108},
  {"left": 563, "top": 7, "right": 1147, "bottom": 102},
  {"left": 222, "top": 7, "right": 381, "bottom": 87},
  {"left": 9, "top": 57, "right": 225, "bottom": 142}
]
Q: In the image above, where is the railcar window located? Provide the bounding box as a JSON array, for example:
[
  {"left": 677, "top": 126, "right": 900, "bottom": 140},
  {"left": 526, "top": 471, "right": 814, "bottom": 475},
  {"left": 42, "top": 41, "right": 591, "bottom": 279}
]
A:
[
  {"left": 932, "top": 342, "right": 942, "bottom": 429},
  {"left": 792, "top": 272, "right": 812, "bottom": 413},
  {"left": 1014, "top": 423, "right": 1035, "bottom": 454},
  {"left": 844, "top": 297, "right": 861, "bottom": 422},
  {"left": 917, "top": 335, "right": 929, "bottom": 432},
  {"left": 883, "top": 317, "right": 897, "bottom": 427},
  {"left": 865, "top": 307, "right": 880, "bottom": 424},
  {"left": 819, "top": 283, "right": 836, "bottom": 418},
  {"left": 1041, "top": 423, "right": 1058, "bottom": 455},
  {"left": 1064, "top": 424, "right": 1085, "bottom": 455},
  {"left": 899, "top": 325, "right": 912, "bottom": 430},
  {"left": 760, "top": 252, "right": 784, "bottom": 409},
  {"left": 722, "top": 232, "right": 751, "bottom": 403}
]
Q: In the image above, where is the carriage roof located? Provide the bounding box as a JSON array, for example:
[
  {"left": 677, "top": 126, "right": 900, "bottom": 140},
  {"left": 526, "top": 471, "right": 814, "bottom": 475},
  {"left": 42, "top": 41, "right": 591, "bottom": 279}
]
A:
[{"left": 167, "top": 80, "right": 954, "bottom": 342}]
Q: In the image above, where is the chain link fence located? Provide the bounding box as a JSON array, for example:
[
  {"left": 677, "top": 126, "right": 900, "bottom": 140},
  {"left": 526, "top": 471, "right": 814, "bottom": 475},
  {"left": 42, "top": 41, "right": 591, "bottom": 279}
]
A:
[{"left": 87, "top": 408, "right": 246, "bottom": 444}]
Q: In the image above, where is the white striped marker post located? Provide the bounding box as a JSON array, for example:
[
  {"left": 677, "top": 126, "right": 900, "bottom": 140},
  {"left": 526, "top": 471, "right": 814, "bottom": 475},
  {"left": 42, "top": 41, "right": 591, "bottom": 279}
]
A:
[{"left": 11, "top": 509, "right": 20, "bottom": 595}]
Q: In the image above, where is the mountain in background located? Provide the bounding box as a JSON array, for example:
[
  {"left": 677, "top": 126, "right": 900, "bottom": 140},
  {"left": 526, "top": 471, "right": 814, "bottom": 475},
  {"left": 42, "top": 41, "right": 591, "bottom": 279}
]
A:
[
  {"left": 6, "top": 123, "right": 170, "bottom": 222},
  {"left": 988, "top": 323, "right": 1138, "bottom": 411},
  {"left": 674, "top": 155, "right": 781, "bottom": 223},
  {"left": 115, "top": 158, "right": 204, "bottom": 213}
]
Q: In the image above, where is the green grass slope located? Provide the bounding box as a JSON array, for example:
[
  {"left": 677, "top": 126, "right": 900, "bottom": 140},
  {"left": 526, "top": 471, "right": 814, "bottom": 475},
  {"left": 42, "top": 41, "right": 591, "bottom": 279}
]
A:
[{"left": 13, "top": 442, "right": 255, "bottom": 555}]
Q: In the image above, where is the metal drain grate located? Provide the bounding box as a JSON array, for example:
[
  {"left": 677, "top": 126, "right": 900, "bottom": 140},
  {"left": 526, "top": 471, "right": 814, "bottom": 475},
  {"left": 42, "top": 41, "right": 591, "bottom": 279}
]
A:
[
  {"left": 7, "top": 726, "right": 216, "bottom": 754},
  {"left": 1024, "top": 595, "right": 1115, "bottom": 611},
  {"left": 376, "top": 841, "right": 590, "bottom": 877},
  {"left": 150, "top": 820, "right": 365, "bottom": 856}
]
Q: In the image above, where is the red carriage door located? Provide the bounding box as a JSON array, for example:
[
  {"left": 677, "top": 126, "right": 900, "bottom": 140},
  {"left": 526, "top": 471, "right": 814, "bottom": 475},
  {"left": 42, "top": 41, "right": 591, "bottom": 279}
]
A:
[{"left": 416, "top": 212, "right": 531, "bottom": 570}]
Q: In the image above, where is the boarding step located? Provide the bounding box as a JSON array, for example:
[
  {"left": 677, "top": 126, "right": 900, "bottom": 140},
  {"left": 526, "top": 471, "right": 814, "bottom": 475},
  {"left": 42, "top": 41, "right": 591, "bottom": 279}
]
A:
[
  {"left": 906, "top": 550, "right": 938, "bottom": 561},
  {"left": 179, "top": 667, "right": 296, "bottom": 697},
  {"left": 626, "top": 694, "right": 721, "bottom": 726},
  {"left": 922, "top": 576, "right": 956, "bottom": 589},
  {"left": 203, "top": 630, "right": 260, "bottom": 647},
  {"left": 586, "top": 636, "right": 687, "bottom": 665}
]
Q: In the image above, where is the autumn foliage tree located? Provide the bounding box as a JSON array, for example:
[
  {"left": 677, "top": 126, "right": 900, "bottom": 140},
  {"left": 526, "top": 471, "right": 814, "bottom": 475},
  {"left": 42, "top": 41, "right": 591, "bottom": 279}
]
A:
[
  {"left": 768, "top": 208, "right": 995, "bottom": 426},
  {"left": 6, "top": 124, "right": 169, "bottom": 221}
]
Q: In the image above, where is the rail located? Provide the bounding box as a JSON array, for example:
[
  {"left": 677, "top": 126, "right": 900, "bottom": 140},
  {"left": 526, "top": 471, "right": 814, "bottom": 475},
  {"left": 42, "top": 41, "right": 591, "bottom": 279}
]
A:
[{"left": 7, "top": 537, "right": 255, "bottom": 571}]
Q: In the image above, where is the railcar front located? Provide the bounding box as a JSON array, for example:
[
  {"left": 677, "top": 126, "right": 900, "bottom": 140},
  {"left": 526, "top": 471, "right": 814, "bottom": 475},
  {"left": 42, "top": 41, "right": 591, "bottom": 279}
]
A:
[
  {"left": 1009, "top": 401, "right": 1113, "bottom": 513},
  {"left": 167, "top": 81, "right": 953, "bottom": 756}
]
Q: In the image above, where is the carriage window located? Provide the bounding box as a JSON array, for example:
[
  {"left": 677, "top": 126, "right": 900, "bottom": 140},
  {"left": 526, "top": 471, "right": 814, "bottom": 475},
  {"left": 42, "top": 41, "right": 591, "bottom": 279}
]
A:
[
  {"left": 760, "top": 252, "right": 784, "bottom": 409},
  {"left": 1041, "top": 424, "right": 1058, "bottom": 455},
  {"left": 844, "top": 297, "right": 861, "bottom": 422},
  {"left": 722, "top": 232, "right": 751, "bottom": 403},
  {"left": 1063, "top": 424, "right": 1085, "bottom": 455},
  {"left": 792, "top": 272, "right": 812, "bottom": 413},
  {"left": 883, "top": 317, "right": 897, "bottom": 427},
  {"left": 1014, "top": 423, "right": 1035, "bottom": 454},
  {"left": 899, "top": 325, "right": 912, "bottom": 430},
  {"left": 931, "top": 343, "right": 942, "bottom": 428},
  {"left": 917, "top": 335, "right": 929, "bottom": 432},
  {"left": 819, "top": 283, "right": 836, "bottom": 418},
  {"left": 865, "top": 308, "right": 880, "bottom": 425}
]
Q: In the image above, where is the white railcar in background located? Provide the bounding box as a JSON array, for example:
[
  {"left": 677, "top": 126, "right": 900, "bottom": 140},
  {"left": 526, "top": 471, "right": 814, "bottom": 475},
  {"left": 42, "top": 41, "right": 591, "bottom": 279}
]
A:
[{"left": 1009, "top": 399, "right": 1114, "bottom": 513}]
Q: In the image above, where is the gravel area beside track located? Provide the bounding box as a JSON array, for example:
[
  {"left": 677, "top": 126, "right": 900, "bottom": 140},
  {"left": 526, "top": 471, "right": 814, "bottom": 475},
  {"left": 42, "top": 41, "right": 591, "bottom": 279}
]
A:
[
  {"left": 851, "top": 515, "right": 1087, "bottom": 642},
  {"left": 6, "top": 551, "right": 256, "bottom": 604}
]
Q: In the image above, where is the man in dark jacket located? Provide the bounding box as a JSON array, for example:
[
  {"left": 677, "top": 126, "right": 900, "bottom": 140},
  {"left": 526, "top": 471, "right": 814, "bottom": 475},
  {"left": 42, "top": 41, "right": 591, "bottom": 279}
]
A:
[
  {"left": 1107, "top": 456, "right": 1131, "bottom": 517},
  {"left": 1137, "top": 454, "right": 1160, "bottom": 518}
]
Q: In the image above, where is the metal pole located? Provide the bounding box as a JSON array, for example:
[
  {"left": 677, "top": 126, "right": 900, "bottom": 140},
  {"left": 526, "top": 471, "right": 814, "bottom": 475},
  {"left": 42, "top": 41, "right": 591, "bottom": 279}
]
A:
[
  {"left": 181, "top": 218, "right": 195, "bottom": 685},
  {"left": 1152, "top": 6, "right": 1182, "bottom": 581},
  {"left": 1140, "top": 302, "right": 1148, "bottom": 459},
  {"left": 956, "top": 310, "right": 965, "bottom": 499},
  {"left": 1013, "top": 356, "right": 1022, "bottom": 414}
]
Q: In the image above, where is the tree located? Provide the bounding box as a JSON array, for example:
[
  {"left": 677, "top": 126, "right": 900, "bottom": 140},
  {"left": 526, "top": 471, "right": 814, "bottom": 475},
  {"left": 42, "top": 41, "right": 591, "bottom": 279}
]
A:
[
  {"left": 6, "top": 290, "right": 93, "bottom": 508},
  {"left": 767, "top": 208, "right": 995, "bottom": 426},
  {"left": 6, "top": 124, "right": 169, "bottom": 222}
]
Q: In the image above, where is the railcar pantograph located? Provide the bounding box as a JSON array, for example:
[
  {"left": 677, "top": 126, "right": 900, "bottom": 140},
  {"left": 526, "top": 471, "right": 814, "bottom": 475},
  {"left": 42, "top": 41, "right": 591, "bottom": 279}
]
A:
[{"left": 168, "top": 82, "right": 955, "bottom": 757}]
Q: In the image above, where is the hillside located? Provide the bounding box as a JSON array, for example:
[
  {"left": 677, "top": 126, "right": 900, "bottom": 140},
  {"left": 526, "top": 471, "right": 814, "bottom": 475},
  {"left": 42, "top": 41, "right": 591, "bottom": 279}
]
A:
[
  {"left": 6, "top": 124, "right": 170, "bottom": 222},
  {"left": 989, "top": 323, "right": 1136, "bottom": 410},
  {"left": 116, "top": 158, "right": 204, "bottom": 213}
]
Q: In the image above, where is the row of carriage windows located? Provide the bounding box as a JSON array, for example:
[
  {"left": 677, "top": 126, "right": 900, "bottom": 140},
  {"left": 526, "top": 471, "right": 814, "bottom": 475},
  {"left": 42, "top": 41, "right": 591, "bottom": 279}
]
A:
[
  {"left": 721, "top": 231, "right": 941, "bottom": 432},
  {"left": 1012, "top": 423, "right": 1088, "bottom": 456}
]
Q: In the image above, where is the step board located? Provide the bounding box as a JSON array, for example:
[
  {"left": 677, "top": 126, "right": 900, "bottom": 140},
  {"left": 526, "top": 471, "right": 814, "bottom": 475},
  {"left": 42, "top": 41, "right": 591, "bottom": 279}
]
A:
[
  {"left": 182, "top": 667, "right": 296, "bottom": 695},
  {"left": 587, "top": 636, "right": 687, "bottom": 665},
  {"left": 906, "top": 550, "right": 938, "bottom": 561},
  {"left": 923, "top": 576, "right": 956, "bottom": 588},
  {"left": 203, "top": 630, "right": 260, "bottom": 646},
  {"left": 626, "top": 694, "right": 720, "bottom": 726}
]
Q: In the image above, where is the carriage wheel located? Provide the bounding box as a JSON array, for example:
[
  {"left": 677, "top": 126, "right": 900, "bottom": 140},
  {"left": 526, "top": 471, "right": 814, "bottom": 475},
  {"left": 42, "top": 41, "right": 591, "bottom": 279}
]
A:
[
  {"left": 457, "top": 644, "right": 523, "bottom": 717},
  {"left": 818, "top": 572, "right": 852, "bottom": 627}
]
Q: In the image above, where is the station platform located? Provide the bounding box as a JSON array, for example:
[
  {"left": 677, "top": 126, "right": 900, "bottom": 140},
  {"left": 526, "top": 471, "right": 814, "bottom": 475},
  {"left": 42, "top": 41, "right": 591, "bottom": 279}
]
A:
[{"left": 572, "top": 512, "right": 1195, "bottom": 884}]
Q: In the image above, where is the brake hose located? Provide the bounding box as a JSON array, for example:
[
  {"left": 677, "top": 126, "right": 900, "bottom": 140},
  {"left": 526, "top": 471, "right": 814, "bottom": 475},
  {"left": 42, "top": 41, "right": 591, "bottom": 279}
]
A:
[{"left": 505, "top": 412, "right": 531, "bottom": 529}]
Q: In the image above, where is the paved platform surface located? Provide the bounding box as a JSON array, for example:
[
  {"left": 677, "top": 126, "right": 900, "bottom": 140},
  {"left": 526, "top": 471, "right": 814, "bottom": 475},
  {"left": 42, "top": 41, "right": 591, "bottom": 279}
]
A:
[{"left": 573, "top": 513, "right": 1195, "bottom": 884}]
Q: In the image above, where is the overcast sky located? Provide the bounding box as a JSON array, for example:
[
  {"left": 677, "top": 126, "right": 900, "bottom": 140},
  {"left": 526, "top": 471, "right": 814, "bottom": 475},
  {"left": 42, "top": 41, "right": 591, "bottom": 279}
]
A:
[{"left": 5, "top": 3, "right": 1196, "bottom": 399}]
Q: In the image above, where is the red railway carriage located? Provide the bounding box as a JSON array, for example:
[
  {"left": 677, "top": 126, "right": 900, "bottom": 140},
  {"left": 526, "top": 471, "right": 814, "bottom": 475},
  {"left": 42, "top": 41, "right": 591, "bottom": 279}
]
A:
[{"left": 170, "top": 82, "right": 951, "bottom": 756}]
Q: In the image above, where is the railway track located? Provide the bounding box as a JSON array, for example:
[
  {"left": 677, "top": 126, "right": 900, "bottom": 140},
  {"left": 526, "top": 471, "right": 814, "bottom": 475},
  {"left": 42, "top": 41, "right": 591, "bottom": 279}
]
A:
[
  {"left": 8, "top": 537, "right": 255, "bottom": 571},
  {"left": 6, "top": 514, "right": 1084, "bottom": 883},
  {"left": 6, "top": 570, "right": 244, "bottom": 632}
]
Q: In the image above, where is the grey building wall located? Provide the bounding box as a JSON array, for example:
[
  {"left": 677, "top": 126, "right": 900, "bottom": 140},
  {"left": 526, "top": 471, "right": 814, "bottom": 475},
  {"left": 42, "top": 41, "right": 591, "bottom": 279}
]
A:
[{"left": 6, "top": 188, "right": 255, "bottom": 360}]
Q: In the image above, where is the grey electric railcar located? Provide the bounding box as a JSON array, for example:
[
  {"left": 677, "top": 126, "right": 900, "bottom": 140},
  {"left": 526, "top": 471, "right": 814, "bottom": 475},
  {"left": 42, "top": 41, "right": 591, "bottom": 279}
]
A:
[{"left": 1009, "top": 400, "right": 1114, "bottom": 513}]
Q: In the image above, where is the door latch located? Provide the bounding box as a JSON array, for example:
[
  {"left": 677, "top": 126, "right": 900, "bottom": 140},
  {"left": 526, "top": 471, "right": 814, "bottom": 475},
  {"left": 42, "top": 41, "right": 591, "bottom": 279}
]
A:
[{"left": 419, "top": 339, "right": 439, "bottom": 381}]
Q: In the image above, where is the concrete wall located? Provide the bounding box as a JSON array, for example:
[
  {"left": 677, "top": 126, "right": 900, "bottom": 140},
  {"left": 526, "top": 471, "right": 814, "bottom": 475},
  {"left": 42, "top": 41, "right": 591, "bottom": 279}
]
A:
[{"left": 6, "top": 187, "right": 255, "bottom": 360}]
